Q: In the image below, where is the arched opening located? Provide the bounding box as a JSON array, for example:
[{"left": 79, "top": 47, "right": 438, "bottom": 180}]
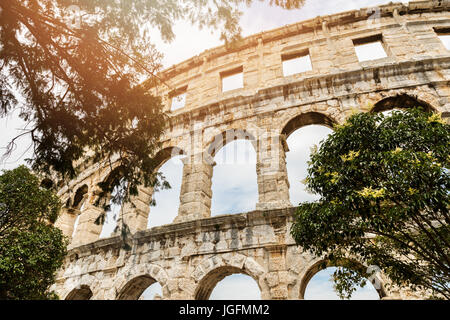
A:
[
  {"left": 195, "top": 266, "right": 261, "bottom": 300},
  {"left": 300, "top": 261, "right": 386, "bottom": 300},
  {"left": 209, "top": 274, "right": 261, "bottom": 300},
  {"left": 117, "top": 275, "right": 162, "bottom": 300},
  {"left": 65, "top": 285, "right": 93, "bottom": 300},
  {"left": 282, "top": 113, "right": 335, "bottom": 206},
  {"left": 148, "top": 147, "right": 185, "bottom": 228},
  {"left": 99, "top": 182, "right": 123, "bottom": 238},
  {"left": 140, "top": 282, "right": 163, "bottom": 300},
  {"left": 40, "top": 178, "right": 54, "bottom": 190},
  {"left": 209, "top": 130, "right": 258, "bottom": 216},
  {"left": 281, "top": 112, "right": 335, "bottom": 139},
  {"left": 97, "top": 167, "right": 127, "bottom": 239},
  {"left": 71, "top": 184, "right": 89, "bottom": 239},
  {"left": 303, "top": 267, "right": 380, "bottom": 300},
  {"left": 72, "top": 184, "right": 88, "bottom": 209},
  {"left": 371, "top": 94, "right": 434, "bottom": 113}
]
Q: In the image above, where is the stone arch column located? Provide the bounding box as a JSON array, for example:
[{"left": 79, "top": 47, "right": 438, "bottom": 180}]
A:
[
  {"left": 114, "top": 185, "right": 153, "bottom": 234},
  {"left": 55, "top": 184, "right": 90, "bottom": 240},
  {"left": 175, "top": 153, "right": 215, "bottom": 223},
  {"left": 114, "top": 146, "right": 186, "bottom": 233},
  {"left": 71, "top": 190, "right": 104, "bottom": 246},
  {"left": 55, "top": 183, "right": 101, "bottom": 246},
  {"left": 55, "top": 206, "right": 79, "bottom": 239},
  {"left": 255, "top": 131, "right": 291, "bottom": 210}
]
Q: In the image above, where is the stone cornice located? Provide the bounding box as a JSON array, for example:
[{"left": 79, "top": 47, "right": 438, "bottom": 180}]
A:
[
  {"left": 168, "top": 55, "right": 450, "bottom": 128},
  {"left": 156, "top": 1, "right": 449, "bottom": 81},
  {"left": 66, "top": 207, "right": 297, "bottom": 256}
]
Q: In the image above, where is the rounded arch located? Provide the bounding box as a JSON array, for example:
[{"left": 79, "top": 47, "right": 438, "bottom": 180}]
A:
[
  {"left": 147, "top": 146, "right": 186, "bottom": 228},
  {"left": 193, "top": 255, "right": 267, "bottom": 300},
  {"left": 152, "top": 146, "right": 186, "bottom": 173},
  {"left": 299, "top": 259, "right": 387, "bottom": 299},
  {"left": 114, "top": 264, "right": 169, "bottom": 300},
  {"left": 206, "top": 129, "right": 257, "bottom": 158},
  {"left": 281, "top": 112, "right": 336, "bottom": 139},
  {"left": 116, "top": 275, "right": 159, "bottom": 300},
  {"left": 95, "top": 161, "right": 125, "bottom": 195},
  {"left": 208, "top": 130, "right": 259, "bottom": 215},
  {"left": 40, "top": 178, "right": 54, "bottom": 190},
  {"left": 371, "top": 94, "right": 435, "bottom": 113},
  {"left": 72, "top": 184, "right": 88, "bottom": 209},
  {"left": 195, "top": 266, "right": 261, "bottom": 300},
  {"left": 91, "top": 165, "right": 127, "bottom": 215},
  {"left": 65, "top": 285, "right": 93, "bottom": 300}
]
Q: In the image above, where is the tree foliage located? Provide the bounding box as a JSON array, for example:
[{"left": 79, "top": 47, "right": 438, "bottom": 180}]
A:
[
  {"left": 0, "top": 166, "right": 67, "bottom": 300},
  {"left": 0, "top": 0, "right": 305, "bottom": 208},
  {"left": 291, "top": 108, "right": 450, "bottom": 299}
]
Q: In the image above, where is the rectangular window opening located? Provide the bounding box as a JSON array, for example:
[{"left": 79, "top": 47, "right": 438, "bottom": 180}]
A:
[
  {"left": 434, "top": 27, "right": 450, "bottom": 50},
  {"left": 282, "top": 50, "right": 313, "bottom": 77},
  {"left": 170, "top": 86, "right": 187, "bottom": 111},
  {"left": 221, "top": 66, "right": 243, "bottom": 93},
  {"left": 353, "top": 34, "right": 388, "bottom": 62}
]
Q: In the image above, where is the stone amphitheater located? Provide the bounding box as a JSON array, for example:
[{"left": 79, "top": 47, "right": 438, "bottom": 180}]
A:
[{"left": 51, "top": 0, "right": 450, "bottom": 300}]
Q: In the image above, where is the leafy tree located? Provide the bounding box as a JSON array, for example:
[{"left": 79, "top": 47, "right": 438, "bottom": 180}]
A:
[
  {"left": 0, "top": 166, "right": 67, "bottom": 300},
  {"left": 0, "top": 0, "right": 305, "bottom": 208},
  {"left": 291, "top": 108, "right": 450, "bottom": 299}
]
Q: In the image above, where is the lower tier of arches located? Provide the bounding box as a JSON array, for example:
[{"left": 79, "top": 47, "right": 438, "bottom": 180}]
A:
[{"left": 52, "top": 208, "right": 428, "bottom": 300}]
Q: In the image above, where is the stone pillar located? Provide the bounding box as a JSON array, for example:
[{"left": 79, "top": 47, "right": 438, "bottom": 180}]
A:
[
  {"left": 175, "top": 154, "right": 215, "bottom": 223},
  {"left": 71, "top": 192, "right": 104, "bottom": 246},
  {"left": 266, "top": 246, "right": 289, "bottom": 300},
  {"left": 114, "top": 185, "right": 152, "bottom": 234},
  {"left": 256, "top": 133, "right": 291, "bottom": 210},
  {"left": 55, "top": 207, "right": 78, "bottom": 239}
]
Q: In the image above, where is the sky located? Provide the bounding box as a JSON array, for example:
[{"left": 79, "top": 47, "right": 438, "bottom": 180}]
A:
[{"left": 0, "top": 0, "right": 399, "bottom": 300}]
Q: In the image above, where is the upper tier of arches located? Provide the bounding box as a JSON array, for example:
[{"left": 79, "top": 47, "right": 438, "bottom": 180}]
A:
[
  {"left": 148, "top": 1, "right": 449, "bottom": 116},
  {"left": 53, "top": 92, "right": 447, "bottom": 247}
]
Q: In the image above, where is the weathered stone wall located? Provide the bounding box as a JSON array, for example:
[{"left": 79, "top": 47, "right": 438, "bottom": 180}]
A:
[{"left": 52, "top": 1, "right": 450, "bottom": 299}]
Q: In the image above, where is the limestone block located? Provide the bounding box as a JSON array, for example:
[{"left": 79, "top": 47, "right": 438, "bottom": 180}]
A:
[
  {"left": 270, "top": 285, "right": 289, "bottom": 299},
  {"left": 230, "top": 254, "right": 246, "bottom": 269},
  {"left": 245, "top": 259, "right": 265, "bottom": 277},
  {"left": 192, "top": 267, "right": 205, "bottom": 282},
  {"left": 266, "top": 273, "right": 279, "bottom": 288},
  {"left": 181, "top": 241, "right": 197, "bottom": 257},
  {"left": 178, "top": 278, "right": 197, "bottom": 296},
  {"left": 215, "top": 239, "right": 228, "bottom": 251}
]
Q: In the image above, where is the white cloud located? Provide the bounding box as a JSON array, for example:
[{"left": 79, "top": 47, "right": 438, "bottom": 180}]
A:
[
  {"left": 148, "top": 156, "right": 184, "bottom": 228},
  {"left": 211, "top": 140, "right": 258, "bottom": 216},
  {"left": 209, "top": 274, "right": 261, "bottom": 300},
  {"left": 157, "top": 0, "right": 395, "bottom": 67},
  {"left": 286, "top": 125, "right": 333, "bottom": 206},
  {"left": 140, "top": 282, "right": 163, "bottom": 300},
  {"left": 98, "top": 155, "right": 184, "bottom": 234}
]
